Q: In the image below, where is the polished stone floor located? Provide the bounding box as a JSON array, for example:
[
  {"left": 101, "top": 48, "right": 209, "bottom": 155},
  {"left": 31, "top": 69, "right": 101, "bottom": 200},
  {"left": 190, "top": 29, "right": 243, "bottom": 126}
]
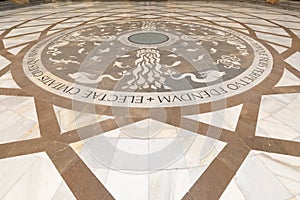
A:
[{"left": 0, "top": 1, "right": 300, "bottom": 200}]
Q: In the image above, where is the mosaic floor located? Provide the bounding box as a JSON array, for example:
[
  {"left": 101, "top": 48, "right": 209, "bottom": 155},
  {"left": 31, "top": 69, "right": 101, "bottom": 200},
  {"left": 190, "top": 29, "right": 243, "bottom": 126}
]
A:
[{"left": 0, "top": 1, "right": 300, "bottom": 200}]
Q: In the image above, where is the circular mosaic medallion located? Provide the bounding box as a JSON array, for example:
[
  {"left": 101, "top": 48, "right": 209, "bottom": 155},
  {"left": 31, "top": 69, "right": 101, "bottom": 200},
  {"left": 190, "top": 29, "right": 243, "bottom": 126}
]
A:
[{"left": 22, "top": 20, "right": 273, "bottom": 108}]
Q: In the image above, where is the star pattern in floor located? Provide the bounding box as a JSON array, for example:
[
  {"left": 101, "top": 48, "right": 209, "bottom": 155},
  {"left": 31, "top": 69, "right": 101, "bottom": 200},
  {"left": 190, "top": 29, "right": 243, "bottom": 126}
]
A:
[{"left": 0, "top": 1, "right": 299, "bottom": 200}]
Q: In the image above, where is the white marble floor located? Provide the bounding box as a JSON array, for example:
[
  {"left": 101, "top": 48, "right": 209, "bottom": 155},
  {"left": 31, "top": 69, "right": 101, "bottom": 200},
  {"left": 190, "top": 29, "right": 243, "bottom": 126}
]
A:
[{"left": 0, "top": 1, "right": 299, "bottom": 200}]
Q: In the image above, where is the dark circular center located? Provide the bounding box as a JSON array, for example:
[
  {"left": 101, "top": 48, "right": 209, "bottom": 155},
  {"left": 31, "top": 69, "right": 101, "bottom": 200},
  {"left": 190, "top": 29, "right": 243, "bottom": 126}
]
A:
[{"left": 128, "top": 32, "right": 169, "bottom": 45}]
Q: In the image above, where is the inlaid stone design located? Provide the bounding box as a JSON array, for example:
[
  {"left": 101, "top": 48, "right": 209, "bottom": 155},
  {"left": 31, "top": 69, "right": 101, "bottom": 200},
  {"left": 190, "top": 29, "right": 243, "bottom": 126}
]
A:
[{"left": 22, "top": 20, "right": 273, "bottom": 108}]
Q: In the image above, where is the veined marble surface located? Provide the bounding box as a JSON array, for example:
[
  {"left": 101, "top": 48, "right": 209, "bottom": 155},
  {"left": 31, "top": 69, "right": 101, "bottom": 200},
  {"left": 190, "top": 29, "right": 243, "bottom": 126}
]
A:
[
  {"left": 0, "top": 152, "right": 75, "bottom": 200},
  {"left": 0, "top": 1, "right": 299, "bottom": 199},
  {"left": 220, "top": 150, "right": 300, "bottom": 200},
  {"left": 256, "top": 93, "right": 300, "bottom": 142},
  {"left": 0, "top": 96, "right": 40, "bottom": 144},
  {"left": 71, "top": 119, "right": 227, "bottom": 200}
]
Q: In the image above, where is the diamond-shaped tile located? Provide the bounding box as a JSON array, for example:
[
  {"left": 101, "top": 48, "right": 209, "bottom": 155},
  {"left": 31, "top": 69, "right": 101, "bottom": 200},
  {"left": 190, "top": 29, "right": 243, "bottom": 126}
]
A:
[
  {"left": 53, "top": 105, "right": 114, "bottom": 133},
  {"left": 0, "top": 71, "right": 20, "bottom": 88},
  {"left": 0, "top": 96, "right": 40, "bottom": 144},
  {"left": 0, "top": 152, "right": 75, "bottom": 199},
  {"left": 291, "top": 29, "right": 300, "bottom": 38},
  {"left": 0, "top": 21, "right": 22, "bottom": 30},
  {"left": 247, "top": 24, "right": 288, "bottom": 36},
  {"left": 51, "top": 22, "right": 82, "bottom": 30},
  {"left": 216, "top": 22, "right": 246, "bottom": 29},
  {"left": 256, "top": 32, "right": 292, "bottom": 47},
  {"left": 5, "top": 25, "right": 49, "bottom": 38},
  {"left": 268, "top": 43, "right": 288, "bottom": 54},
  {"left": 256, "top": 93, "right": 300, "bottom": 142},
  {"left": 285, "top": 52, "right": 300, "bottom": 72},
  {"left": 71, "top": 119, "right": 226, "bottom": 200},
  {"left": 275, "top": 68, "right": 300, "bottom": 87},
  {"left": 184, "top": 104, "right": 243, "bottom": 132},
  {"left": 220, "top": 150, "right": 300, "bottom": 200},
  {"left": 7, "top": 44, "right": 28, "bottom": 55},
  {"left": 0, "top": 55, "right": 10, "bottom": 71},
  {"left": 3, "top": 33, "right": 40, "bottom": 49}
]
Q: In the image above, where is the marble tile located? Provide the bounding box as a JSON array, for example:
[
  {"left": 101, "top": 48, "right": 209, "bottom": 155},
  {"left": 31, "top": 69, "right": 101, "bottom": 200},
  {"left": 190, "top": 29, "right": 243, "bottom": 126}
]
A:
[
  {"left": 175, "top": 16, "right": 202, "bottom": 21},
  {"left": 51, "top": 22, "right": 82, "bottom": 30},
  {"left": 107, "top": 8, "right": 137, "bottom": 13},
  {"left": 15, "top": 13, "right": 46, "bottom": 18},
  {"left": 199, "top": 16, "right": 232, "bottom": 22},
  {"left": 0, "top": 71, "right": 21, "bottom": 88},
  {"left": 51, "top": 181, "right": 76, "bottom": 200},
  {"left": 247, "top": 24, "right": 289, "bottom": 36},
  {"left": 148, "top": 138, "right": 188, "bottom": 170},
  {"left": 0, "top": 17, "right": 23, "bottom": 23},
  {"left": 256, "top": 152, "right": 300, "bottom": 196},
  {"left": 20, "top": 19, "right": 64, "bottom": 27},
  {"left": 221, "top": 150, "right": 300, "bottom": 200},
  {"left": 114, "top": 13, "right": 141, "bottom": 18},
  {"left": 0, "top": 55, "right": 10, "bottom": 71},
  {"left": 188, "top": 166, "right": 207, "bottom": 185},
  {"left": 0, "top": 21, "right": 22, "bottom": 30},
  {"left": 180, "top": 135, "right": 226, "bottom": 168},
  {"left": 94, "top": 17, "right": 122, "bottom": 21},
  {"left": 103, "top": 119, "right": 178, "bottom": 139},
  {"left": 220, "top": 178, "right": 246, "bottom": 200},
  {"left": 273, "top": 21, "right": 300, "bottom": 30},
  {"left": 3, "top": 33, "right": 40, "bottom": 49},
  {"left": 148, "top": 119, "right": 179, "bottom": 139},
  {"left": 268, "top": 43, "right": 288, "bottom": 54},
  {"left": 291, "top": 29, "right": 300, "bottom": 38},
  {"left": 0, "top": 96, "right": 40, "bottom": 144},
  {"left": 216, "top": 22, "right": 245, "bottom": 29},
  {"left": 0, "top": 2, "right": 299, "bottom": 200},
  {"left": 148, "top": 169, "right": 192, "bottom": 200},
  {"left": 84, "top": 12, "right": 113, "bottom": 17},
  {"left": 225, "top": 13, "right": 257, "bottom": 19},
  {"left": 218, "top": 12, "right": 254, "bottom": 19},
  {"left": 8, "top": 14, "right": 42, "bottom": 21},
  {"left": 5, "top": 25, "right": 50, "bottom": 38},
  {"left": 158, "top": 13, "right": 184, "bottom": 17},
  {"left": 18, "top": 10, "right": 49, "bottom": 15},
  {"left": 71, "top": 137, "right": 147, "bottom": 199},
  {"left": 53, "top": 105, "right": 114, "bottom": 133},
  {"left": 7, "top": 44, "right": 28, "bottom": 56},
  {"left": 255, "top": 14, "right": 300, "bottom": 22},
  {"left": 0, "top": 152, "right": 75, "bottom": 200},
  {"left": 105, "top": 170, "right": 148, "bottom": 200},
  {"left": 275, "top": 68, "right": 300, "bottom": 87},
  {"left": 184, "top": 104, "right": 243, "bottom": 132},
  {"left": 256, "top": 32, "right": 292, "bottom": 47},
  {"left": 71, "top": 119, "right": 226, "bottom": 200},
  {"left": 42, "top": 13, "right": 79, "bottom": 19},
  {"left": 236, "top": 18, "right": 277, "bottom": 27},
  {"left": 235, "top": 29, "right": 250, "bottom": 34},
  {"left": 70, "top": 140, "right": 110, "bottom": 170},
  {"left": 184, "top": 12, "right": 216, "bottom": 17},
  {"left": 192, "top": 7, "right": 226, "bottom": 12},
  {"left": 46, "top": 30, "right": 62, "bottom": 36},
  {"left": 285, "top": 52, "right": 300, "bottom": 72},
  {"left": 256, "top": 93, "right": 300, "bottom": 142},
  {"left": 63, "top": 17, "right": 97, "bottom": 23}
]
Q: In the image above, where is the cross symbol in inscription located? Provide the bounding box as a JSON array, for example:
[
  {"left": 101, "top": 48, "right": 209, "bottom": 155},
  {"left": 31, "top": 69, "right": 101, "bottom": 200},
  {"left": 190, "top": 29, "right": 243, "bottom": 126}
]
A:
[{"left": 147, "top": 97, "right": 155, "bottom": 102}]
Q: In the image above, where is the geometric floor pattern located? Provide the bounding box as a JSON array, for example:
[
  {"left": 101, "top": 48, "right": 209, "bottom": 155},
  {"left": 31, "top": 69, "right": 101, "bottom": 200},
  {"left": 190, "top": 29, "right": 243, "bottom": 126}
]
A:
[
  {"left": 0, "top": 1, "right": 299, "bottom": 200},
  {"left": 220, "top": 150, "right": 300, "bottom": 200},
  {"left": 71, "top": 119, "right": 227, "bottom": 200}
]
